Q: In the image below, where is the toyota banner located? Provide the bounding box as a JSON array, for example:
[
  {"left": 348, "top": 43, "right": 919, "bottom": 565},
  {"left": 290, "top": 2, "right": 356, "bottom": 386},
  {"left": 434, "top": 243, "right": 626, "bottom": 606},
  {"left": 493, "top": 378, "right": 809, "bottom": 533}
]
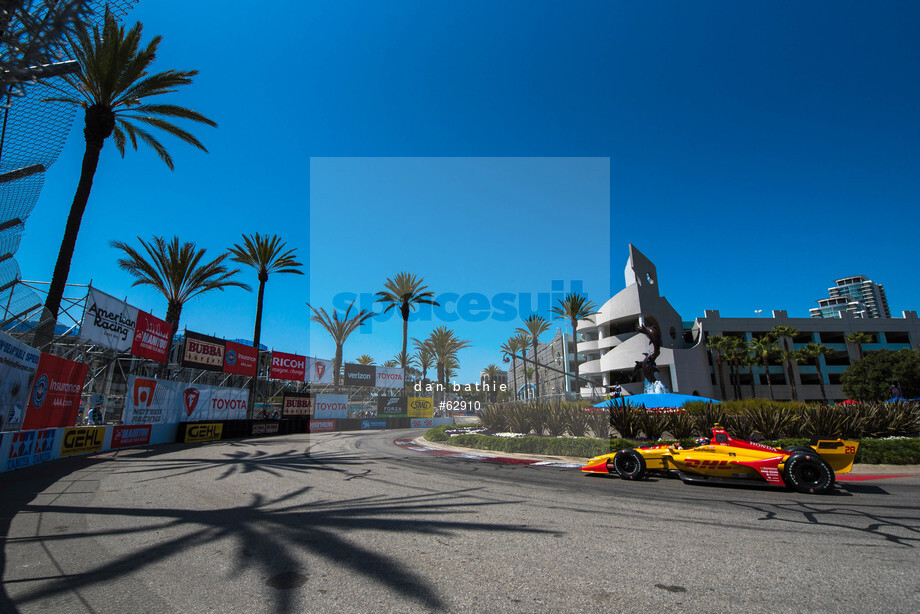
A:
[{"left": 123, "top": 376, "right": 248, "bottom": 424}]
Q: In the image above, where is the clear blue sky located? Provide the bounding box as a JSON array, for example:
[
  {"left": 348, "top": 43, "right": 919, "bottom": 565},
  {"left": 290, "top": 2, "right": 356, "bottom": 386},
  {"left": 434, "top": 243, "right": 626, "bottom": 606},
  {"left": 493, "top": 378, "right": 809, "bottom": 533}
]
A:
[{"left": 18, "top": 0, "right": 920, "bottom": 382}]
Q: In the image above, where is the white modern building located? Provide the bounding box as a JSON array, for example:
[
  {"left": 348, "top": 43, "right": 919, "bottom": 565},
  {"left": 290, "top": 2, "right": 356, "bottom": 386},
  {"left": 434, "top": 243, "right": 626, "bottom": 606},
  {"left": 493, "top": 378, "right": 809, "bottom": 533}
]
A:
[{"left": 810, "top": 275, "right": 890, "bottom": 319}]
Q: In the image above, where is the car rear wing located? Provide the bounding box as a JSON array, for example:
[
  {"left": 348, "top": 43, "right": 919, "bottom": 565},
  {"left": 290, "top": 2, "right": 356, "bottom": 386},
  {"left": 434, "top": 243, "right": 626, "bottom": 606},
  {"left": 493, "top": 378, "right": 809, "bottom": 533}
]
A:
[{"left": 810, "top": 439, "right": 859, "bottom": 474}]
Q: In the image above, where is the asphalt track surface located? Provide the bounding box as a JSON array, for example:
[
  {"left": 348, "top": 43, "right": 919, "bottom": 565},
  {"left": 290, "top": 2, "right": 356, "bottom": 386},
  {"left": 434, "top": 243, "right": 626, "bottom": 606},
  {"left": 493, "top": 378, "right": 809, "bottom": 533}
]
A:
[{"left": 2, "top": 430, "right": 919, "bottom": 614}]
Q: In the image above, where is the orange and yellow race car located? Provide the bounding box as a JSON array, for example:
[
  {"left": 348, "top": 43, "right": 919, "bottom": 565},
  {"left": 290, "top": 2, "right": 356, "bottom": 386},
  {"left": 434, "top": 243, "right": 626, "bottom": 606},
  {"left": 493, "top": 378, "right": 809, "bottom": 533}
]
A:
[{"left": 581, "top": 424, "right": 859, "bottom": 494}]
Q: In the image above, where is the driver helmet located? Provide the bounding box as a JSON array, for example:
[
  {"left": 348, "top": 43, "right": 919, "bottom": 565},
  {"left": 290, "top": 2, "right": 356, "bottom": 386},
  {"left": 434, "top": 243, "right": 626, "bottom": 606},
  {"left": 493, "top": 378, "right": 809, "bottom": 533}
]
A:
[{"left": 694, "top": 437, "right": 710, "bottom": 447}]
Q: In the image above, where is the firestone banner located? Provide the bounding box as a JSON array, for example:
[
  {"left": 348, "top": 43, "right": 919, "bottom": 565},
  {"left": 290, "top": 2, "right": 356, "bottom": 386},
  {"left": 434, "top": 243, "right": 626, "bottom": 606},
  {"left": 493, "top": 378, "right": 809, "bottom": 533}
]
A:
[
  {"left": 182, "top": 331, "right": 225, "bottom": 372},
  {"left": 223, "top": 340, "right": 258, "bottom": 377},
  {"left": 123, "top": 376, "right": 248, "bottom": 424},
  {"left": 313, "top": 394, "right": 347, "bottom": 419},
  {"left": 80, "top": 287, "right": 137, "bottom": 351},
  {"left": 305, "top": 357, "right": 334, "bottom": 384},
  {"left": 375, "top": 366, "right": 404, "bottom": 388},
  {"left": 0, "top": 331, "right": 40, "bottom": 432},
  {"left": 270, "top": 351, "right": 306, "bottom": 381},
  {"left": 21, "top": 353, "right": 88, "bottom": 431}
]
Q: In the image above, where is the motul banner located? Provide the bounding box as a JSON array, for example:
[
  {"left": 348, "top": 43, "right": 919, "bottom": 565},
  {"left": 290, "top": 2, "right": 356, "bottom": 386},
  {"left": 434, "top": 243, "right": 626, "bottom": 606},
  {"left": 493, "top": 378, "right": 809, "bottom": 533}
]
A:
[
  {"left": 282, "top": 392, "right": 313, "bottom": 416},
  {"left": 21, "top": 353, "right": 88, "bottom": 431},
  {"left": 182, "top": 331, "right": 225, "bottom": 372},
  {"left": 344, "top": 363, "right": 375, "bottom": 387},
  {"left": 305, "top": 357, "right": 334, "bottom": 384},
  {"left": 131, "top": 310, "right": 170, "bottom": 363},
  {"left": 270, "top": 351, "right": 305, "bottom": 381},
  {"left": 313, "top": 394, "right": 347, "bottom": 419},
  {"left": 0, "top": 331, "right": 40, "bottom": 432},
  {"left": 123, "top": 376, "right": 248, "bottom": 424},
  {"left": 375, "top": 366, "right": 404, "bottom": 388},
  {"left": 223, "top": 340, "right": 258, "bottom": 377},
  {"left": 80, "top": 287, "right": 137, "bottom": 352}
]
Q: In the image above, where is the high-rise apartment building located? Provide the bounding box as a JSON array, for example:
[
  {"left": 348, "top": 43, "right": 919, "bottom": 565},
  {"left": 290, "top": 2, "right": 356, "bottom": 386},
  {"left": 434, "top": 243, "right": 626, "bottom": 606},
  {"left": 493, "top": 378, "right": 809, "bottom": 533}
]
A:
[{"left": 810, "top": 276, "right": 890, "bottom": 319}]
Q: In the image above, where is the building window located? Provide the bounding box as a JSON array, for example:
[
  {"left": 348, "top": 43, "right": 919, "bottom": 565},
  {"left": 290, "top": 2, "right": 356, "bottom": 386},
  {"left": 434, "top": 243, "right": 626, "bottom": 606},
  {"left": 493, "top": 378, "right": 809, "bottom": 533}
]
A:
[
  {"left": 819, "top": 331, "right": 845, "bottom": 343},
  {"left": 886, "top": 331, "right": 910, "bottom": 343}
]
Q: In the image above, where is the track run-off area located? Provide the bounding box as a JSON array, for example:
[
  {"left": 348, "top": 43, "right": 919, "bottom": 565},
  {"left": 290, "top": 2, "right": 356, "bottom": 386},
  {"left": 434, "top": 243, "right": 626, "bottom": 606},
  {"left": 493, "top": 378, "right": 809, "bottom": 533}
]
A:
[{"left": 2, "top": 430, "right": 919, "bottom": 613}]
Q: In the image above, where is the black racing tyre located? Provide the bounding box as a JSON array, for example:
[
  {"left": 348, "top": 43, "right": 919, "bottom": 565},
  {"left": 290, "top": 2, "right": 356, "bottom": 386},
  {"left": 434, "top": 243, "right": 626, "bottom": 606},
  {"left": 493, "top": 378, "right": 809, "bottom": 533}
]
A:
[
  {"left": 783, "top": 452, "right": 834, "bottom": 494},
  {"left": 612, "top": 449, "right": 647, "bottom": 480}
]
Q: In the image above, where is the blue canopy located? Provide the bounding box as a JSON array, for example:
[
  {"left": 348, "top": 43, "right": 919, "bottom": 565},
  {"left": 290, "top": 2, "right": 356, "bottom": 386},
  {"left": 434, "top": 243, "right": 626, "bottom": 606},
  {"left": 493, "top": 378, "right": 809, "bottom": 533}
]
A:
[{"left": 590, "top": 392, "right": 720, "bottom": 409}]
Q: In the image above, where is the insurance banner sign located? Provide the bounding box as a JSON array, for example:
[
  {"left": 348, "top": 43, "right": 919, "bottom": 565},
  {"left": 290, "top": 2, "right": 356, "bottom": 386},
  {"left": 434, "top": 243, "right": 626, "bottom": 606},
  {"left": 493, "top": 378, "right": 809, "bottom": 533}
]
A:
[
  {"left": 0, "top": 331, "right": 40, "bottom": 432},
  {"left": 21, "top": 353, "right": 88, "bottom": 431},
  {"left": 223, "top": 340, "right": 258, "bottom": 377},
  {"left": 123, "top": 376, "right": 248, "bottom": 424}
]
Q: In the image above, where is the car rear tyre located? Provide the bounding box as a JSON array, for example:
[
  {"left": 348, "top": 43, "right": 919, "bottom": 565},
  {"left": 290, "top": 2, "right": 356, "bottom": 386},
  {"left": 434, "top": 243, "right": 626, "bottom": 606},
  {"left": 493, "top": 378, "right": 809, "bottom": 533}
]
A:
[
  {"left": 783, "top": 452, "right": 834, "bottom": 494},
  {"left": 612, "top": 449, "right": 647, "bottom": 480}
]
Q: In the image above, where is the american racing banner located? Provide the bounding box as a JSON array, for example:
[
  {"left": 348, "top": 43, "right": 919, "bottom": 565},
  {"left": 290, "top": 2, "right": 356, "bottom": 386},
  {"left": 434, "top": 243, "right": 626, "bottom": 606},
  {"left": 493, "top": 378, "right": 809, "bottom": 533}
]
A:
[
  {"left": 282, "top": 392, "right": 313, "bottom": 416},
  {"left": 80, "top": 287, "right": 137, "bottom": 352},
  {"left": 313, "top": 394, "right": 347, "bottom": 419},
  {"left": 3, "top": 428, "right": 56, "bottom": 472},
  {"left": 270, "top": 351, "right": 306, "bottom": 381},
  {"left": 407, "top": 397, "right": 434, "bottom": 418},
  {"left": 182, "top": 330, "right": 225, "bottom": 372},
  {"left": 344, "top": 363, "right": 375, "bottom": 387},
  {"left": 224, "top": 340, "right": 258, "bottom": 377},
  {"left": 305, "top": 357, "right": 334, "bottom": 384},
  {"left": 111, "top": 424, "right": 152, "bottom": 449},
  {"left": 375, "top": 366, "right": 404, "bottom": 388},
  {"left": 0, "top": 331, "right": 40, "bottom": 432},
  {"left": 123, "top": 376, "right": 248, "bottom": 424},
  {"left": 21, "top": 353, "right": 88, "bottom": 431},
  {"left": 131, "top": 310, "right": 170, "bottom": 363},
  {"left": 377, "top": 396, "right": 407, "bottom": 416}
]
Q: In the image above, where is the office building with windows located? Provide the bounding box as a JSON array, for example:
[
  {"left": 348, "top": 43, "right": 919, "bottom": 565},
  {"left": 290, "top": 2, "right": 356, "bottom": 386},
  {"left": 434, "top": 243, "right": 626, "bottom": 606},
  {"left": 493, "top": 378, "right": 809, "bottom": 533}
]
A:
[{"left": 810, "top": 276, "right": 890, "bottom": 319}]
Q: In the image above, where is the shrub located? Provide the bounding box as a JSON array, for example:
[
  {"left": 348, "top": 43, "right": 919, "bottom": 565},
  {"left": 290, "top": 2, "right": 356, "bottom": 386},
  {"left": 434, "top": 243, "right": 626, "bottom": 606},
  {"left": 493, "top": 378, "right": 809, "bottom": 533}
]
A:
[
  {"left": 478, "top": 404, "right": 509, "bottom": 432},
  {"left": 586, "top": 407, "right": 609, "bottom": 439},
  {"left": 744, "top": 403, "right": 800, "bottom": 440},
  {"left": 608, "top": 401, "right": 642, "bottom": 439},
  {"left": 566, "top": 403, "right": 590, "bottom": 437},
  {"left": 638, "top": 410, "right": 669, "bottom": 441},
  {"left": 667, "top": 411, "right": 696, "bottom": 439},
  {"left": 506, "top": 403, "right": 534, "bottom": 435},
  {"left": 724, "top": 413, "right": 756, "bottom": 440},
  {"left": 691, "top": 402, "right": 727, "bottom": 435},
  {"left": 543, "top": 402, "right": 568, "bottom": 437}
]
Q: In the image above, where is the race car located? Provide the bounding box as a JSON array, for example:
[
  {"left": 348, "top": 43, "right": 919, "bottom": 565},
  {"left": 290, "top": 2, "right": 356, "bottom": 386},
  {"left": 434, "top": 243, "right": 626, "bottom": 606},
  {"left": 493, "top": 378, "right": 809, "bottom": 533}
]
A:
[{"left": 581, "top": 424, "right": 859, "bottom": 494}]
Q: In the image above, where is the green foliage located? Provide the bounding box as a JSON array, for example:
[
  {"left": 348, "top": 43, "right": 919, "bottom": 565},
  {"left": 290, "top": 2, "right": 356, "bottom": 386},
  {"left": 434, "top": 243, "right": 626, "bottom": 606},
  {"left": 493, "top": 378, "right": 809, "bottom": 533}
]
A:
[
  {"left": 724, "top": 413, "right": 755, "bottom": 440},
  {"left": 744, "top": 403, "right": 800, "bottom": 439},
  {"left": 842, "top": 349, "right": 920, "bottom": 401},
  {"left": 667, "top": 412, "right": 696, "bottom": 439},
  {"left": 586, "top": 408, "right": 609, "bottom": 439},
  {"left": 608, "top": 401, "right": 642, "bottom": 440},
  {"left": 477, "top": 404, "right": 508, "bottom": 432},
  {"left": 566, "top": 404, "right": 590, "bottom": 437},
  {"left": 637, "top": 410, "right": 669, "bottom": 440},
  {"left": 543, "top": 402, "right": 569, "bottom": 437},
  {"left": 691, "top": 402, "right": 727, "bottom": 434},
  {"left": 424, "top": 424, "right": 452, "bottom": 442}
]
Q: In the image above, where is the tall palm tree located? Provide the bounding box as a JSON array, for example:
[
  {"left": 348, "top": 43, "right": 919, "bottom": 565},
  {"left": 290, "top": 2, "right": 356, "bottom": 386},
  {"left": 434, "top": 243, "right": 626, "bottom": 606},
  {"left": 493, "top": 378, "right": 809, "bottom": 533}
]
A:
[
  {"left": 771, "top": 325, "right": 800, "bottom": 401},
  {"left": 376, "top": 273, "right": 439, "bottom": 369},
  {"left": 382, "top": 359, "right": 399, "bottom": 368},
  {"left": 846, "top": 331, "right": 872, "bottom": 362},
  {"left": 228, "top": 233, "right": 303, "bottom": 353},
  {"left": 392, "top": 350, "right": 418, "bottom": 371},
  {"left": 798, "top": 342, "right": 835, "bottom": 403},
  {"left": 482, "top": 364, "right": 501, "bottom": 402},
  {"left": 355, "top": 354, "right": 375, "bottom": 365},
  {"left": 516, "top": 314, "right": 551, "bottom": 398},
  {"left": 706, "top": 335, "right": 728, "bottom": 399},
  {"left": 722, "top": 336, "right": 745, "bottom": 399},
  {"left": 499, "top": 332, "right": 528, "bottom": 401},
  {"left": 550, "top": 292, "right": 596, "bottom": 398},
  {"left": 412, "top": 340, "right": 436, "bottom": 385},
  {"left": 34, "top": 12, "right": 217, "bottom": 349},
  {"left": 422, "top": 326, "right": 471, "bottom": 389},
  {"left": 749, "top": 334, "right": 778, "bottom": 400},
  {"left": 306, "top": 301, "right": 374, "bottom": 392},
  {"left": 111, "top": 236, "right": 250, "bottom": 359},
  {"left": 742, "top": 349, "right": 758, "bottom": 399}
]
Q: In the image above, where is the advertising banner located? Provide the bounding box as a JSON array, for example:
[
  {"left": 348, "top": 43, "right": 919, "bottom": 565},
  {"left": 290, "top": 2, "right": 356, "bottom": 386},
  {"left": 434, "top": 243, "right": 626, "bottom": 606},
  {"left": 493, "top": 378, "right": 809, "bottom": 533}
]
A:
[
  {"left": 270, "top": 351, "right": 306, "bottom": 381},
  {"left": 407, "top": 397, "right": 434, "bottom": 418},
  {"left": 0, "top": 331, "right": 40, "bottom": 432},
  {"left": 223, "top": 340, "right": 258, "bottom": 377},
  {"left": 375, "top": 366, "right": 404, "bottom": 388},
  {"left": 344, "top": 363, "right": 375, "bottom": 387},
  {"left": 377, "top": 396, "right": 407, "bottom": 416},
  {"left": 111, "top": 424, "right": 152, "bottom": 449},
  {"left": 80, "top": 287, "right": 137, "bottom": 351},
  {"left": 182, "top": 331, "right": 225, "bottom": 372},
  {"left": 282, "top": 392, "right": 313, "bottom": 417},
  {"left": 410, "top": 417, "right": 453, "bottom": 428},
  {"left": 309, "top": 420, "right": 336, "bottom": 432},
  {"left": 3, "top": 428, "right": 56, "bottom": 471},
  {"left": 131, "top": 310, "right": 170, "bottom": 363},
  {"left": 60, "top": 426, "right": 105, "bottom": 457},
  {"left": 123, "top": 376, "right": 248, "bottom": 424},
  {"left": 252, "top": 422, "right": 280, "bottom": 435},
  {"left": 184, "top": 423, "right": 223, "bottom": 443},
  {"left": 305, "top": 357, "right": 334, "bottom": 384},
  {"left": 313, "top": 394, "right": 347, "bottom": 419},
  {"left": 361, "top": 419, "right": 387, "bottom": 430},
  {"left": 21, "top": 353, "right": 88, "bottom": 431}
]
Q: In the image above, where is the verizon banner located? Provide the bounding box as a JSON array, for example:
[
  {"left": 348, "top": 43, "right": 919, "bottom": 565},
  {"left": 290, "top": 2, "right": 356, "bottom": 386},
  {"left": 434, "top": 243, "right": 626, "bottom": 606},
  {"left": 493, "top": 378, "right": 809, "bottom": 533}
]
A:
[
  {"left": 123, "top": 376, "right": 248, "bottom": 424},
  {"left": 313, "top": 393, "right": 347, "bottom": 419},
  {"left": 270, "top": 351, "right": 305, "bottom": 381},
  {"left": 131, "top": 310, "right": 170, "bottom": 363},
  {"left": 21, "top": 353, "right": 88, "bottom": 430},
  {"left": 224, "top": 340, "right": 258, "bottom": 377},
  {"left": 0, "top": 331, "right": 40, "bottom": 432},
  {"left": 80, "top": 287, "right": 137, "bottom": 352},
  {"left": 344, "top": 363, "right": 375, "bottom": 387},
  {"left": 282, "top": 392, "right": 313, "bottom": 416},
  {"left": 305, "top": 357, "right": 334, "bottom": 384},
  {"left": 375, "top": 366, "right": 405, "bottom": 388},
  {"left": 182, "top": 331, "right": 225, "bottom": 372}
]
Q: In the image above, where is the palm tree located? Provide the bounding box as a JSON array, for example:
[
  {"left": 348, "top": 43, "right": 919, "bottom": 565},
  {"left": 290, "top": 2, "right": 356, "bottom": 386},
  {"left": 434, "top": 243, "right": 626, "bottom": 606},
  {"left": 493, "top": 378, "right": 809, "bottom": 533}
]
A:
[
  {"left": 227, "top": 233, "right": 303, "bottom": 354},
  {"left": 706, "top": 335, "right": 728, "bottom": 399},
  {"left": 111, "top": 236, "right": 250, "bottom": 360},
  {"left": 306, "top": 301, "right": 374, "bottom": 392},
  {"left": 550, "top": 292, "right": 596, "bottom": 398},
  {"left": 516, "top": 315, "right": 551, "bottom": 398},
  {"left": 499, "top": 332, "right": 528, "bottom": 401},
  {"left": 847, "top": 332, "right": 872, "bottom": 362},
  {"left": 392, "top": 350, "right": 418, "bottom": 372},
  {"left": 34, "top": 13, "right": 217, "bottom": 349},
  {"left": 382, "top": 359, "right": 399, "bottom": 368},
  {"left": 771, "top": 325, "right": 800, "bottom": 401},
  {"left": 482, "top": 364, "right": 501, "bottom": 402},
  {"left": 412, "top": 340, "right": 436, "bottom": 385},
  {"left": 723, "top": 336, "right": 746, "bottom": 399},
  {"left": 422, "top": 326, "right": 471, "bottom": 389},
  {"left": 356, "top": 354, "right": 375, "bottom": 365},
  {"left": 376, "top": 273, "right": 439, "bottom": 369},
  {"left": 742, "top": 349, "right": 758, "bottom": 399},
  {"left": 798, "top": 342, "right": 835, "bottom": 403},
  {"left": 749, "top": 334, "right": 778, "bottom": 400}
]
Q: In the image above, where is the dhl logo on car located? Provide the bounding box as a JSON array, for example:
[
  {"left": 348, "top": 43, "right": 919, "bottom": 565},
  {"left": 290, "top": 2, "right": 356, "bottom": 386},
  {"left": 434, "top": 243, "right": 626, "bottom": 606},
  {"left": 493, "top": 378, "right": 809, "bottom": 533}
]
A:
[{"left": 682, "top": 458, "right": 735, "bottom": 470}]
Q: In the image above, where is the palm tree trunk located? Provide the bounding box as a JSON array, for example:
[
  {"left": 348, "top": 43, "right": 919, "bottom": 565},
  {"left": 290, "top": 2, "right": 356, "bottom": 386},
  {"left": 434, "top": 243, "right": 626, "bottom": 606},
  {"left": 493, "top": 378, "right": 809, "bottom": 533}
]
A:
[
  {"left": 334, "top": 346, "right": 343, "bottom": 392},
  {"left": 716, "top": 355, "right": 726, "bottom": 399},
  {"left": 532, "top": 341, "right": 540, "bottom": 398},
  {"left": 246, "top": 277, "right": 267, "bottom": 419},
  {"left": 762, "top": 355, "right": 775, "bottom": 400},
  {"left": 400, "top": 303, "right": 410, "bottom": 368},
  {"left": 815, "top": 357, "right": 827, "bottom": 403},
  {"left": 569, "top": 317, "right": 579, "bottom": 398},
  {"left": 511, "top": 357, "right": 518, "bottom": 400},
  {"left": 748, "top": 363, "right": 756, "bottom": 398},
  {"left": 783, "top": 341, "right": 798, "bottom": 401}
]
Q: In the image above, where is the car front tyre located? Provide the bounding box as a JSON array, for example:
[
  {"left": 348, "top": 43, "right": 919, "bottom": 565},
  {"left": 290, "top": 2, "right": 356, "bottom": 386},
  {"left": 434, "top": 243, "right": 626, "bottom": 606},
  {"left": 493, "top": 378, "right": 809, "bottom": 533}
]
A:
[
  {"left": 783, "top": 452, "right": 834, "bottom": 494},
  {"left": 612, "top": 449, "right": 647, "bottom": 480}
]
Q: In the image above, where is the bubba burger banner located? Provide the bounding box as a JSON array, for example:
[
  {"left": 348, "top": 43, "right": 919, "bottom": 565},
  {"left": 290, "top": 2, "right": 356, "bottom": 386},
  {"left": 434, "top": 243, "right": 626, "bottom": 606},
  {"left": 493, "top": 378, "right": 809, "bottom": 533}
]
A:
[
  {"left": 21, "top": 353, "right": 88, "bottom": 431},
  {"left": 182, "top": 331, "right": 225, "bottom": 372},
  {"left": 123, "top": 376, "right": 248, "bottom": 424},
  {"left": 282, "top": 392, "right": 313, "bottom": 416},
  {"left": 270, "top": 351, "right": 305, "bottom": 381},
  {"left": 375, "top": 366, "right": 404, "bottom": 388},
  {"left": 223, "top": 340, "right": 258, "bottom": 377},
  {"left": 80, "top": 287, "right": 170, "bottom": 362},
  {"left": 305, "top": 357, "right": 334, "bottom": 384}
]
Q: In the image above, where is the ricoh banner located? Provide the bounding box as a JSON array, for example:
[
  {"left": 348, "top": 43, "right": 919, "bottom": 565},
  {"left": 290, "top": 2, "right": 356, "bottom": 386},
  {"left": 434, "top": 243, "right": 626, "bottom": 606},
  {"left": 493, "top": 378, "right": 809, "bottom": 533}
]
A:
[
  {"left": 343, "top": 363, "right": 375, "bottom": 387},
  {"left": 313, "top": 394, "right": 347, "bottom": 419},
  {"left": 270, "top": 351, "right": 306, "bottom": 381},
  {"left": 123, "top": 376, "right": 248, "bottom": 424},
  {"left": 375, "top": 366, "right": 404, "bottom": 388},
  {"left": 0, "top": 331, "right": 40, "bottom": 432},
  {"left": 305, "top": 357, "right": 334, "bottom": 384},
  {"left": 182, "top": 331, "right": 225, "bottom": 372}
]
